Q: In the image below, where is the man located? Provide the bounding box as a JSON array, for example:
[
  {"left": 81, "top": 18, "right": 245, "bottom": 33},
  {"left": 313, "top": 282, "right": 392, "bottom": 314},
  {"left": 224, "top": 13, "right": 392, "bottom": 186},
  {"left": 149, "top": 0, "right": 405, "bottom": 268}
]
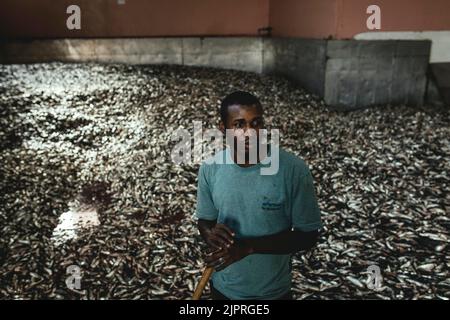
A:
[{"left": 194, "top": 91, "right": 322, "bottom": 300}]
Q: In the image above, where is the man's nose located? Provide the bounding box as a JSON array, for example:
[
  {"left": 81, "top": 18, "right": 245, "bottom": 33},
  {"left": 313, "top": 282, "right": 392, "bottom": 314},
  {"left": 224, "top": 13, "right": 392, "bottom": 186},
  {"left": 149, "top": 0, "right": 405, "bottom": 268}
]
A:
[{"left": 243, "top": 127, "right": 257, "bottom": 137}]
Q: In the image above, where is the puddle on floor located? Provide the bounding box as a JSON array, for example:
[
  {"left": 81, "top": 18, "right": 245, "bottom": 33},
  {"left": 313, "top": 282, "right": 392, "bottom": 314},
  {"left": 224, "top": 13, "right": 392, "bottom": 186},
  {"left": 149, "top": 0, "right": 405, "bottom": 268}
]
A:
[{"left": 51, "top": 203, "right": 100, "bottom": 245}]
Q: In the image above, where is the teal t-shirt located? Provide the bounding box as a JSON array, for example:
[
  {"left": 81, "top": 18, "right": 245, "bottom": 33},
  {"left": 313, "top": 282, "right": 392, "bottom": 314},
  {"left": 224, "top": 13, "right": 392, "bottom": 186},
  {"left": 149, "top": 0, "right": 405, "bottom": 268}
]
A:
[{"left": 194, "top": 147, "right": 322, "bottom": 300}]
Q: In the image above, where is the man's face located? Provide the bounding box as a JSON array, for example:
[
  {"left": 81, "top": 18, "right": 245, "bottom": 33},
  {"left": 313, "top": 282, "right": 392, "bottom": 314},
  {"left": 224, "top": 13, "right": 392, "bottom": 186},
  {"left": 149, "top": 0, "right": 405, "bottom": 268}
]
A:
[{"left": 220, "top": 104, "right": 264, "bottom": 155}]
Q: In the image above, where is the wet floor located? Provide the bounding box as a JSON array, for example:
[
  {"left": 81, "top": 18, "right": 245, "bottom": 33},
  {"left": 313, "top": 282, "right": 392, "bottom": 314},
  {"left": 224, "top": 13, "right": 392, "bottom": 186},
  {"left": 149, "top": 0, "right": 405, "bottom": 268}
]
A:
[{"left": 0, "top": 63, "right": 449, "bottom": 299}]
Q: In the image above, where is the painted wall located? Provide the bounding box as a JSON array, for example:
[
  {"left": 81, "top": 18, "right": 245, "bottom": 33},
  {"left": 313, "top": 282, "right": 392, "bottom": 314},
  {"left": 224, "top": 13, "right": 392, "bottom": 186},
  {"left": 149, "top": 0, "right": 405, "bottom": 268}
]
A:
[
  {"left": 336, "top": 0, "right": 450, "bottom": 39},
  {"left": 346, "top": 0, "right": 450, "bottom": 63},
  {"left": 268, "top": 0, "right": 450, "bottom": 39},
  {"left": 0, "top": 0, "right": 270, "bottom": 38},
  {"left": 269, "top": 0, "right": 337, "bottom": 39},
  {"left": 1, "top": 0, "right": 449, "bottom": 39},
  {"left": 267, "top": 0, "right": 450, "bottom": 62}
]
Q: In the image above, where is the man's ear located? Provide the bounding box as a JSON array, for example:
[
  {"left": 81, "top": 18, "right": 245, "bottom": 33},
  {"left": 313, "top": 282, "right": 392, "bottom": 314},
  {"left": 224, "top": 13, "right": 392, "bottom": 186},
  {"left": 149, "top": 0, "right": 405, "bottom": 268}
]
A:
[{"left": 219, "top": 121, "right": 225, "bottom": 134}]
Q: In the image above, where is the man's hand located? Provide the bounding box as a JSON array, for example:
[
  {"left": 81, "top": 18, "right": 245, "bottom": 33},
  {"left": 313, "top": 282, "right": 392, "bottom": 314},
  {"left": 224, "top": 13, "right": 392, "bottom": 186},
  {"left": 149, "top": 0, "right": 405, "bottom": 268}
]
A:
[
  {"left": 202, "top": 223, "right": 235, "bottom": 250},
  {"left": 204, "top": 240, "right": 253, "bottom": 271}
]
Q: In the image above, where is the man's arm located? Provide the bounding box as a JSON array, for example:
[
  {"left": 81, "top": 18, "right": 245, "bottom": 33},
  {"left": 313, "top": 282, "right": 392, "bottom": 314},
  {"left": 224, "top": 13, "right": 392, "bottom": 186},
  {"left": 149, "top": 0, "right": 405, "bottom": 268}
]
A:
[
  {"left": 204, "top": 227, "right": 319, "bottom": 270},
  {"left": 242, "top": 228, "right": 319, "bottom": 255}
]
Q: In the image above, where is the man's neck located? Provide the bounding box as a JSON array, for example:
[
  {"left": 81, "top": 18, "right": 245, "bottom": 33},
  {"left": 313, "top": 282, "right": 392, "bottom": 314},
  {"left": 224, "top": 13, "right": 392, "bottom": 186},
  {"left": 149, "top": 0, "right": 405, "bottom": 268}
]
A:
[{"left": 231, "top": 144, "right": 270, "bottom": 167}]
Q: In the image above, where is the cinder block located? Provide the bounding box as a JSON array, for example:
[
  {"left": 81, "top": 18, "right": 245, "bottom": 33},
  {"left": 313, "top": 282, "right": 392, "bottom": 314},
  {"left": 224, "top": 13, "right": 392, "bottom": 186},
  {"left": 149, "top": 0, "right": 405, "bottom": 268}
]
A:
[
  {"left": 262, "top": 38, "right": 327, "bottom": 96},
  {"left": 184, "top": 51, "right": 263, "bottom": 73},
  {"left": 182, "top": 37, "right": 263, "bottom": 73},
  {"left": 94, "top": 38, "right": 181, "bottom": 56},
  {"left": 327, "top": 40, "right": 360, "bottom": 59},
  {"left": 183, "top": 37, "right": 263, "bottom": 54},
  {"left": 395, "top": 40, "right": 432, "bottom": 57},
  {"left": 328, "top": 40, "right": 399, "bottom": 59},
  {"left": 356, "top": 75, "right": 377, "bottom": 106},
  {"left": 324, "top": 40, "right": 430, "bottom": 109},
  {"left": 0, "top": 37, "right": 432, "bottom": 110},
  {"left": 358, "top": 41, "right": 397, "bottom": 58},
  {"left": 60, "top": 39, "right": 97, "bottom": 61}
]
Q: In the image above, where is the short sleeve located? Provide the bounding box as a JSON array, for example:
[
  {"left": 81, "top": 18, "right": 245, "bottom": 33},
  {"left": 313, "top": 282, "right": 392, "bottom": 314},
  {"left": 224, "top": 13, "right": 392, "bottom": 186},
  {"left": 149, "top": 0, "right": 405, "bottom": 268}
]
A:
[
  {"left": 290, "top": 166, "right": 323, "bottom": 232},
  {"left": 194, "top": 164, "right": 219, "bottom": 221}
]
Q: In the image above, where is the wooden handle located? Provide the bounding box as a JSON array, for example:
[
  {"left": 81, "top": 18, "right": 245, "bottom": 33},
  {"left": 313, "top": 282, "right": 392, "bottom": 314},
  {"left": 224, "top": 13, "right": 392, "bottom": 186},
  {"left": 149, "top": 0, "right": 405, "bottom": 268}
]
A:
[{"left": 192, "top": 267, "right": 214, "bottom": 300}]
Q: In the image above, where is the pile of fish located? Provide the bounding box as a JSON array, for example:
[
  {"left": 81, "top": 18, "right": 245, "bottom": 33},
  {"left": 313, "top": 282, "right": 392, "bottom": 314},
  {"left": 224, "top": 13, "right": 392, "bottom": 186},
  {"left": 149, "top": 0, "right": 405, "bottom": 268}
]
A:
[{"left": 0, "top": 63, "right": 448, "bottom": 300}]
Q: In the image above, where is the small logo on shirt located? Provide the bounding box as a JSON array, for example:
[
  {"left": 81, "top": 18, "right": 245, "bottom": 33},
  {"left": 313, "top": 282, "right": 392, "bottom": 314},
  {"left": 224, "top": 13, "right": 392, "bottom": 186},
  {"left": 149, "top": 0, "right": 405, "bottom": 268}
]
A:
[
  {"left": 262, "top": 202, "right": 283, "bottom": 211},
  {"left": 262, "top": 196, "right": 283, "bottom": 211}
]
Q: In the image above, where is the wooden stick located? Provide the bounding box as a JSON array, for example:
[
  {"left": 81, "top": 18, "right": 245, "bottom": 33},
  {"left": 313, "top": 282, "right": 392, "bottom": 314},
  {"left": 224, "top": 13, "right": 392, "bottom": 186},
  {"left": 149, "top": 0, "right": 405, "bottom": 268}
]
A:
[{"left": 192, "top": 266, "right": 214, "bottom": 300}]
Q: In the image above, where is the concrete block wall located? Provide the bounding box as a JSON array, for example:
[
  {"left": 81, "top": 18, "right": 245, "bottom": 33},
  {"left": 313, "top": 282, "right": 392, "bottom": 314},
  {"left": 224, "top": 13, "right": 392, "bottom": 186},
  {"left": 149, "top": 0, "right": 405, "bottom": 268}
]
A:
[
  {"left": 0, "top": 39, "right": 182, "bottom": 65},
  {"left": 263, "top": 39, "right": 431, "bottom": 109},
  {"left": 429, "top": 63, "right": 450, "bottom": 105},
  {"left": 263, "top": 38, "right": 327, "bottom": 97},
  {"left": 0, "top": 38, "right": 264, "bottom": 73},
  {"left": 182, "top": 38, "right": 263, "bottom": 73},
  {"left": 0, "top": 37, "right": 431, "bottom": 109},
  {"left": 325, "top": 40, "right": 431, "bottom": 108}
]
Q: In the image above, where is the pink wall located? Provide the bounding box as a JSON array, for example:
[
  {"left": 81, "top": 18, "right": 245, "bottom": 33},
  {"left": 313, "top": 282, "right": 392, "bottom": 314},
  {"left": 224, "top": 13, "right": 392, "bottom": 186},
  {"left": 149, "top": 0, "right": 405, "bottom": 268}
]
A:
[
  {"left": 269, "top": 0, "right": 450, "bottom": 39},
  {"left": 1, "top": 0, "right": 449, "bottom": 39},
  {"left": 336, "top": 0, "right": 450, "bottom": 38},
  {"left": 0, "top": 0, "right": 269, "bottom": 38},
  {"left": 269, "top": 0, "right": 338, "bottom": 38}
]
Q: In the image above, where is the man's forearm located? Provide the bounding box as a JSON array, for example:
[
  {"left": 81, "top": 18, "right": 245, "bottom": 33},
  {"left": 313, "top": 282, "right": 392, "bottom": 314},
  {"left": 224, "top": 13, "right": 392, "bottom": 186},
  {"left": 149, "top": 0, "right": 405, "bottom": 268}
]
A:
[
  {"left": 198, "top": 219, "right": 319, "bottom": 256},
  {"left": 241, "top": 229, "right": 319, "bottom": 255}
]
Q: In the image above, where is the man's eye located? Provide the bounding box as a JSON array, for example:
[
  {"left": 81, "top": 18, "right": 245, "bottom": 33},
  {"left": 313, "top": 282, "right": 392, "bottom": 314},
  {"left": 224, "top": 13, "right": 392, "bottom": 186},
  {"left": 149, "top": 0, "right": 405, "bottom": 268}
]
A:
[{"left": 252, "top": 120, "right": 262, "bottom": 127}]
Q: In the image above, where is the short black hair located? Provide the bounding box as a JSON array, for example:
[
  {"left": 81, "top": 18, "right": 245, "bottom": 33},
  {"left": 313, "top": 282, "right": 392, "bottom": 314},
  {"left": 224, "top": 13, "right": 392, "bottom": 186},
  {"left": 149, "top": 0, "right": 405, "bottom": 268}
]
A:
[{"left": 220, "top": 91, "right": 263, "bottom": 124}]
